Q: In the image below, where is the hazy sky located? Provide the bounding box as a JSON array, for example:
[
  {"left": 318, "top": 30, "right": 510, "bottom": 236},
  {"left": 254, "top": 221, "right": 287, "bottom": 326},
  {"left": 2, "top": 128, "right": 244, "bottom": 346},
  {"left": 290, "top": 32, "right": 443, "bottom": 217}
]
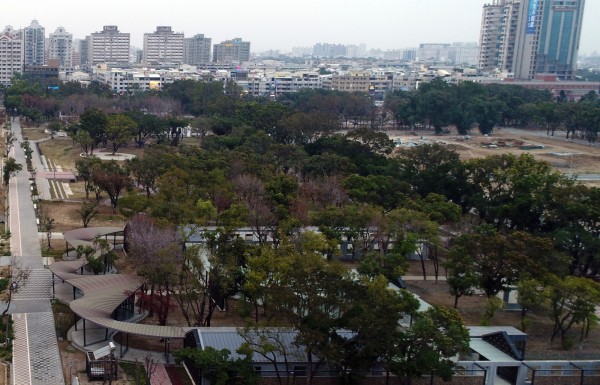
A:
[{"left": 1, "top": 0, "right": 599, "bottom": 54}]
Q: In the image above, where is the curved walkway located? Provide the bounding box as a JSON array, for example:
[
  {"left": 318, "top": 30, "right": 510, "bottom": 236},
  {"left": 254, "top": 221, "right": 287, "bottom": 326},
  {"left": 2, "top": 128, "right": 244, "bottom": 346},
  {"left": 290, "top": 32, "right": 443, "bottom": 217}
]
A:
[{"left": 51, "top": 227, "right": 190, "bottom": 343}]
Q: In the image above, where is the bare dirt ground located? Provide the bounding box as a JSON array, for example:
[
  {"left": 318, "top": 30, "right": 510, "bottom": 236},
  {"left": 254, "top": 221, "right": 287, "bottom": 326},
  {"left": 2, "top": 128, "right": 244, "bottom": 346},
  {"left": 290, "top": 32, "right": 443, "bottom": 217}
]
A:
[{"left": 389, "top": 127, "right": 600, "bottom": 178}]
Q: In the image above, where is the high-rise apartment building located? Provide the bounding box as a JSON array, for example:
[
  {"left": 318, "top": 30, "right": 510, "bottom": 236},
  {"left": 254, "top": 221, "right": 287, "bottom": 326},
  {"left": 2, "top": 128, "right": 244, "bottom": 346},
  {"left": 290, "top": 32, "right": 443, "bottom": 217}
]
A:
[
  {"left": 48, "top": 27, "right": 73, "bottom": 69},
  {"left": 478, "top": 0, "right": 520, "bottom": 72},
  {"left": 479, "top": 0, "right": 585, "bottom": 79},
  {"left": 417, "top": 43, "right": 451, "bottom": 62},
  {"left": 212, "top": 38, "right": 250, "bottom": 63},
  {"left": 448, "top": 42, "right": 480, "bottom": 66},
  {"left": 143, "top": 26, "right": 184, "bottom": 66},
  {"left": 23, "top": 20, "right": 45, "bottom": 66},
  {"left": 89, "top": 26, "right": 130, "bottom": 66},
  {"left": 0, "top": 26, "right": 24, "bottom": 85},
  {"left": 184, "top": 34, "right": 211, "bottom": 65},
  {"left": 79, "top": 37, "right": 90, "bottom": 66},
  {"left": 312, "top": 43, "right": 347, "bottom": 57}
]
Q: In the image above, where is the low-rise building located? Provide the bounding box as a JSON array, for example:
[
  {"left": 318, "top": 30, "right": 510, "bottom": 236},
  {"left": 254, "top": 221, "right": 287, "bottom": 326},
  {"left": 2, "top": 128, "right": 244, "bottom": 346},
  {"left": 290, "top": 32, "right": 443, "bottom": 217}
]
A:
[
  {"left": 331, "top": 72, "right": 371, "bottom": 92},
  {"left": 96, "top": 68, "right": 164, "bottom": 93}
]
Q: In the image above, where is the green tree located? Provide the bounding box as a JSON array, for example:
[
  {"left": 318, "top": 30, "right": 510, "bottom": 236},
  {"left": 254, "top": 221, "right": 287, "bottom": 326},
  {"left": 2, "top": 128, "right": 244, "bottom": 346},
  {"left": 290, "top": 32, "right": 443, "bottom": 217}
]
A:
[
  {"left": 118, "top": 193, "right": 150, "bottom": 218},
  {"left": 126, "top": 148, "right": 170, "bottom": 198},
  {"left": 450, "top": 226, "right": 560, "bottom": 299},
  {"left": 3, "top": 157, "right": 22, "bottom": 185},
  {"left": 466, "top": 153, "right": 569, "bottom": 232},
  {"left": 174, "top": 347, "right": 258, "bottom": 385},
  {"left": 517, "top": 278, "right": 546, "bottom": 331},
  {"left": 105, "top": 113, "right": 136, "bottom": 154},
  {"left": 547, "top": 184, "right": 600, "bottom": 277},
  {"left": 47, "top": 119, "right": 64, "bottom": 138},
  {"left": 76, "top": 201, "right": 99, "bottom": 228},
  {"left": 548, "top": 275, "right": 600, "bottom": 347},
  {"left": 91, "top": 160, "right": 132, "bottom": 212},
  {"left": 75, "top": 157, "right": 101, "bottom": 200},
  {"left": 397, "top": 143, "right": 469, "bottom": 207},
  {"left": 255, "top": 242, "right": 353, "bottom": 384},
  {"left": 73, "top": 129, "right": 94, "bottom": 155},
  {"left": 78, "top": 107, "right": 107, "bottom": 154},
  {"left": 473, "top": 97, "right": 505, "bottom": 135},
  {"left": 337, "top": 275, "right": 419, "bottom": 377},
  {"left": 450, "top": 81, "right": 485, "bottom": 135},
  {"left": 151, "top": 168, "right": 201, "bottom": 224},
  {"left": 418, "top": 79, "right": 454, "bottom": 134},
  {"left": 444, "top": 251, "right": 478, "bottom": 309},
  {"left": 384, "top": 306, "right": 470, "bottom": 384}
]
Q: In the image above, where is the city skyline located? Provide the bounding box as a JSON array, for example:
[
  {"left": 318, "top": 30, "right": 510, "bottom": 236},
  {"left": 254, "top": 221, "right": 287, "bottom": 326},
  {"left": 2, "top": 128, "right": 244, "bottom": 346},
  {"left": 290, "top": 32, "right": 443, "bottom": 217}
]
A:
[{"left": 0, "top": 0, "right": 598, "bottom": 55}]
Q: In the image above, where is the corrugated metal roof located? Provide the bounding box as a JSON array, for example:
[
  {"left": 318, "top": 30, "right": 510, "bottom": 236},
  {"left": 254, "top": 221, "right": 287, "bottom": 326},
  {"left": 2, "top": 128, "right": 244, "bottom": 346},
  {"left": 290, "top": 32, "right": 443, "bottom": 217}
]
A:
[
  {"left": 200, "top": 329, "right": 305, "bottom": 362},
  {"left": 192, "top": 328, "right": 355, "bottom": 363}
]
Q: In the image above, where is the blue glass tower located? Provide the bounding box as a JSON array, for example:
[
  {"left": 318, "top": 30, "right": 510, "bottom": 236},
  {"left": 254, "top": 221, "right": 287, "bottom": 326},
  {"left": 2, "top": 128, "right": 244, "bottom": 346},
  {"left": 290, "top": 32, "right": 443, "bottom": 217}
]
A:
[
  {"left": 535, "top": 0, "right": 585, "bottom": 79},
  {"left": 514, "top": 0, "right": 585, "bottom": 79}
]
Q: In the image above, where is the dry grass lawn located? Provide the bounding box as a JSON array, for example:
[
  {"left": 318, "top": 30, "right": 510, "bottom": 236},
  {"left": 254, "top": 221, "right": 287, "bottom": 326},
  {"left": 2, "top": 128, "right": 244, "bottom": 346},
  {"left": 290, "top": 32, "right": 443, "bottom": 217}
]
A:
[
  {"left": 38, "top": 138, "right": 146, "bottom": 172},
  {"left": 405, "top": 260, "right": 600, "bottom": 360},
  {"left": 37, "top": 137, "right": 81, "bottom": 171},
  {"left": 21, "top": 127, "right": 49, "bottom": 141},
  {"left": 40, "top": 201, "right": 127, "bottom": 232}
]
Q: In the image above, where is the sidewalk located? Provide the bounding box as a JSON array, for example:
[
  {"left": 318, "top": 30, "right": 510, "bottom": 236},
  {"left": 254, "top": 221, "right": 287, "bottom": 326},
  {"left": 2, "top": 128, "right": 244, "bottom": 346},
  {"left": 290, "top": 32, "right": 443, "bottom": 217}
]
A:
[{"left": 148, "top": 363, "right": 173, "bottom": 385}]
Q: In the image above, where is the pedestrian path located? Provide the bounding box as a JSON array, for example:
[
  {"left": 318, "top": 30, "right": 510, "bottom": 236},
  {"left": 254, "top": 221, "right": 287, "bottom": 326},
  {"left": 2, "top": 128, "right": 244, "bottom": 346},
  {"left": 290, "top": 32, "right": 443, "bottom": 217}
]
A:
[
  {"left": 12, "top": 269, "right": 52, "bottom": 300},
  {"left": 148, "top": 363, "right": 173, "bottom": 385},
  {"left": 13, "top": 313, "right": 64, "bottom": 385},
  {"left": 8, "top": 118, "right": 65, "bottom": 385}
]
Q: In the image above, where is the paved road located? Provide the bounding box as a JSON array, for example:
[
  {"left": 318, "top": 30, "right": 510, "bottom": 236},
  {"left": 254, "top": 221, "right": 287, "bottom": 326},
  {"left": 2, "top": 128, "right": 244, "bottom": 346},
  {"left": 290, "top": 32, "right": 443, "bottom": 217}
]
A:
[
  {"left": 7, "top": 118, "right": 65, "bottom": 385},
  {"left": 567, "top": 174, "right": 600, "bottom": 181}
]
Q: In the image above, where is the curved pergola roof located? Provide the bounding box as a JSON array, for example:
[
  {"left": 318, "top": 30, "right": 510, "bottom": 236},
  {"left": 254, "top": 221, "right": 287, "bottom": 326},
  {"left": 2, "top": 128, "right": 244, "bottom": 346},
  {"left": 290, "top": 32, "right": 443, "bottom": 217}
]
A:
[
  {"left": 52, "top": 227, "right": 191, "bottom": 340},
  {"left": 63, "top": 227, "right": 124, "bottom": 249},
  {"left": 68, "top": 274, "right": 189, "bottom": 339}
]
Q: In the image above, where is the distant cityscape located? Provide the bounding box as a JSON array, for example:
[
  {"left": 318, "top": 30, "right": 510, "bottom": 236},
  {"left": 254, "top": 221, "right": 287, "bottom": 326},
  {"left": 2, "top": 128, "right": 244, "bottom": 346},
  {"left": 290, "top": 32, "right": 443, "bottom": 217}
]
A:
[{"left": 0, "top": 0, "right": 596, "bottom": 102}]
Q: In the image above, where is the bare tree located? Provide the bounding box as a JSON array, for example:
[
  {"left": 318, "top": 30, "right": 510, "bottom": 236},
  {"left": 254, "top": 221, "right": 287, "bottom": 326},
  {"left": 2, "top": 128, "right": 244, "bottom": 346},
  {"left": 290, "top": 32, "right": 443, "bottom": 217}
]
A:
[
  {"left": 38, "top": 206, "right": 56, "bottom": 250},
  {"left": 233, "top": 174, "right": 277, "bottom": 244},
  {"left": 144, "top": 354, "right": 159, "bottom": 384},
  {"left": 300, "top": 175, "right": 347, "bottom": 209},
  {"left": 2, "top": 256, "right": 31, "bottom": 316},
  {"left": 125, "top": 215, "right": 181, "bottom": 324}
]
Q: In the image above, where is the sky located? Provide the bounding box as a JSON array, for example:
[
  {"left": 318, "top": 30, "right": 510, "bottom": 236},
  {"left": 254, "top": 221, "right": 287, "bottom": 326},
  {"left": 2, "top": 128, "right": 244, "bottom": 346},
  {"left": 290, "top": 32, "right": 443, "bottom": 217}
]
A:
[{"left": 1, "top": 0, "right": 599, "bottom": 55}]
